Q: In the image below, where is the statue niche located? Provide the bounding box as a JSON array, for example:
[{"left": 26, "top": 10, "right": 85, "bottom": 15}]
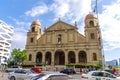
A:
[{"left": 58, "top": 34, "right": 62, "bottom": 44}]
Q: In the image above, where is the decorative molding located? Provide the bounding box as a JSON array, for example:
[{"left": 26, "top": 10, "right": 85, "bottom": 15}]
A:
[{"left": 42, "top": 48, "right": 46, "bottom": 51}]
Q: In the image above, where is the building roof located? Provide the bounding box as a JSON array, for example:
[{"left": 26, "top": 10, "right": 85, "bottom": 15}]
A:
[
  {"left": 85, "top": 13, "right": 96, "bottom": 20},
  {"left": 31, "top": 19, "right": 41, "bottom": 26},
  {"left": 45, "top": 20, "right": 77, "bottom": 32}
]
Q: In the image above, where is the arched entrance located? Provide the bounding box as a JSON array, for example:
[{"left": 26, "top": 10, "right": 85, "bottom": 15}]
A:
[
  {"left": 79, "top": 51, "right": 87, "bottom": 63},
  {"left": 45, "top": 52, "right": 51, "bottom": 65},
  {"left": 36, "top": 52, "right": 42, "bottom": 64},
  {"left": 55, "top": 50, "right": 65, "bottom": 65},
  {"left": 68, "top": 51, "right": 75, "bottom": 64}
]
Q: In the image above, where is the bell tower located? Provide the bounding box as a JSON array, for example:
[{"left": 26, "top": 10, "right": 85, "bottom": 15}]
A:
[
  {"left": 26, "top": 19, "right": 42, "bottom": 46},
  {"left": 84, "top": 13, "right": 103, "bottom": 68},
  {"left": 84, "top": 13, "right": 100, "bottom": 43}
]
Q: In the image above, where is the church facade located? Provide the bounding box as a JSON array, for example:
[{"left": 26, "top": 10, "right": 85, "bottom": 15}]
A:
[{"left": 24, "top": 13, "right": 102, "bottom": 67}]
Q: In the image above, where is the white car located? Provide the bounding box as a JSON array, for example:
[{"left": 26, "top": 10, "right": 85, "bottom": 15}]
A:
[
  {"left": 8, "top": 69, "right": 39, "bottom": 80},
  {"left": 31, "top": 72, "right": 72, "bottom": 80},
  {"left": 81, "top": 71, "right": 120, "bottom": 80},
  {"left": 5, "top": 66, "right": 22, "bottom": 72}
]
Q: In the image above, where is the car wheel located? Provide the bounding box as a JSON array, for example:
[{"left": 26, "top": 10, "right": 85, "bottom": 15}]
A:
[
  {"left": 73, "top": 71, "right": 76, "bottom": 74},
  {"left": 67, "top": 72, "right": 70, "bottom": 75},
  {"left": 10, "top": 76, "right": 16, "bottom": 80}
]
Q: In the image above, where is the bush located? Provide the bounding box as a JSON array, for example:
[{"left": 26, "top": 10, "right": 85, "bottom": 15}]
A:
[
  {"left": 21, "top": 65, "right": 34, "bottom": 68},
  {"left": 36, "top": 63, "right": 43, "bottom": 66},
  {"left": 65, "top": 64, "right": 74, "bottom": 68}
]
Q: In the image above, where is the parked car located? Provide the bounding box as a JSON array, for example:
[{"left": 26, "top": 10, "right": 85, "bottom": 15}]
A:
[
  {"left": 5, "top": 66, "right": 22, "bottom": 72},
  {"left": 104, "top": 69, "right": 113, "bottom": 74},
  {"left": 104, "top": 69, "right": 120, "bottom": 77},
  {"left": 8, "top": 69, "right": 39, "bottom": 80},
  {"left": 31, "top": 72, "right": 72, "bottom": 80},
  {"left": 81, "top": 71, "right": 120, "bottom": 80},
  {"left": 60, "top": 68, "right": 76, "bottom": 75},
  {"left": 31, "top": 67, "right": 42, "bottom": 73}
]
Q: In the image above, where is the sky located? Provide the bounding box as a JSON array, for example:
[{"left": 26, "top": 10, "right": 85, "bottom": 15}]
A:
[{"left": 0, "top": 0, "right": 120, "bottom": 62}]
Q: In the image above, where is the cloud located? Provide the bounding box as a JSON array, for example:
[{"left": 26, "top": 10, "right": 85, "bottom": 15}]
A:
[
  {"left": 25, "top": 0, "right": 92, "bottom": 22},
  {"left": 9, "top": 18, "right": 31, "bottom": 50},
  {"left": 99, "top": 0, "right": 120, "bottom": 50},
  {"left": 9, "top": 17, "right": 30, "bottom": 32},
  {"left": 11, "top": 32, "right": 26, "bottom": 50},
  {"left": 50, "top": 0, "right": 92, "bottom": 22},
  {"left": 25, "top": 3, "right": 48, "bottom": 17},
  {"left": 50, "top": 0, "right": 70, "bottom": 18}
]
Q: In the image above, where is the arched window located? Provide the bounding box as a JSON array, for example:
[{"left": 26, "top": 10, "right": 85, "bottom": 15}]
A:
[
  {"left": 29, "top": 54, "right": 32, "bottom": 61},
  {"left": 30, "top": 38, "right": 34, "bottom": 43},
  {"left": 93, "top": 53, "right": 97, "bottom": 61},
  {"left": 79, "top": 51, "right": 87, "bottom": 63},
  {"left": 89, "top": 21, "right": 94, "bottom": 26},
  {"left": 32, "top": 27, "right": 35, "bottom": 32},
  {"left": 90, "top": 33, "right": 95, "bottom": 39}
]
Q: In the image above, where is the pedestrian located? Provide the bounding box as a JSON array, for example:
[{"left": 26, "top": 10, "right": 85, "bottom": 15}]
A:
[{"left": 112, "top": 68, "right": 116, "bottom": 75}]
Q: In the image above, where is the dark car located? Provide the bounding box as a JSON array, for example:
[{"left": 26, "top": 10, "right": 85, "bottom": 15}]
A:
[
  {"left": 104, "top": 69, "right": 113, "bottom": 74},
  {"left": 60, "top": 68, "right": 76, "bottom": 75},
  {"left": 31, "top": 67, "right": 42, "bottom": 73}
]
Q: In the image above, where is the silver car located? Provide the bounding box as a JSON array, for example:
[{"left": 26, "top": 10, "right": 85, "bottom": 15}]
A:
[
  {"left": 81, "top": 71, "right": 120, "bottom": 80},
  {"left": 31, "top": 72, "right": 72, "bottom": 80},
  {"left": 8, "top": 69, "right": 39, "bottom": 80},
  {"left": 5, "top": 66, "right": 22, "bottom": 72}
]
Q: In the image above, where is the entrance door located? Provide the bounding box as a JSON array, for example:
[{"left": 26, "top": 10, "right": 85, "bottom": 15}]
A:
[
  {"left": 59, "top": 53, "right": 64, "bottom": 65},
  {"left": 55, "top": 50, "right": 65, "bottom": 65}
]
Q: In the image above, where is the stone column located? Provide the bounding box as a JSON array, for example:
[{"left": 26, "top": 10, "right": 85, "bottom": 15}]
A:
[
  {"left": 32, "top": 51, "right": 36, "bottom": 66},
  {"left": 86, "top": 49, "right": 90, "bottom": 65},
  {"left": 33, "top": 53, "right": 36, "bottom": 62},
  {"left": 42, "top": 53, "right": 45, "bottom": 64},
  {"left": 51, "top": 52, "right": 55, "bottom": 66},
  {"left": 65, "top": 50, "right": 68, "bottom": 65},
  {"left": 75, "top": 51, "right": 79, "bottom": 64}
]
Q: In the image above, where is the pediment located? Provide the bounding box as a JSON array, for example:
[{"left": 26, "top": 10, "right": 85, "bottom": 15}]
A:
[{"left": 45, "top": 20, "right": 77, "bottom": 31}]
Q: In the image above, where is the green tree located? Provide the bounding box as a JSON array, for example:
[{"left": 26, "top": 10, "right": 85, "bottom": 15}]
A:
[
  {"left": 19, "top": 50, "right": 27, "bottom": 64},
  {"left": 7, "top": 48, "right": 27, "bottom": 66},
  {"left": 97, "top": 60, "right": 103, "bottom": 70}
]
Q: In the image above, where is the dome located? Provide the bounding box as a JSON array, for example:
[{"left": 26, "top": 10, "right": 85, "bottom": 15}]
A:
[
  {"left": 85, "top": 13, "right": 96, "bottom": 20},
  {"left": 31, "top": 19, "right": 41, "bottom": 26}
]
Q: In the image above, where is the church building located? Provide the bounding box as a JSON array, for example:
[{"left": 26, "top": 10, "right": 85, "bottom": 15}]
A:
[{"left": 24, "top": 13, "right": 103, "bottom": 68}]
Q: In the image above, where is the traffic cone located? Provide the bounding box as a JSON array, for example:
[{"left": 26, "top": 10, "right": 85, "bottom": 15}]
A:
[{"left": 1, "top": 72, "right": 4, "bottom": 78}]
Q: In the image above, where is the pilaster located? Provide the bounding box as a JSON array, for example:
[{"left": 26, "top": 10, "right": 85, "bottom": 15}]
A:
[
  {"left": 65, "top": 51, "right": 68, "bottom": 65},
  {"left": 42, "top": 53, "right": 45, "bottom": 64},
  {"left": 75, "top": 50, "right": 79, "bottom": 64},
  {"left": 51, "top": 51, "right": 55, "bottom": 66}
]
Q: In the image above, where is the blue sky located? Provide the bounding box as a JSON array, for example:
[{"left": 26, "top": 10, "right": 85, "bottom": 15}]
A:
[{"left": 0, "top": 0, "right": 120, "bottom": 62}]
